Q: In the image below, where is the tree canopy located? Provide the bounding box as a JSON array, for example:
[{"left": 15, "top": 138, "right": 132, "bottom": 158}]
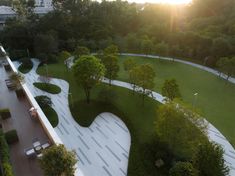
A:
[
  {"left": 72, "top": 55, "right": 105, "bottom": 103},
  {"left": 40, "top": 144, "right": 77, "bottom": 176}
]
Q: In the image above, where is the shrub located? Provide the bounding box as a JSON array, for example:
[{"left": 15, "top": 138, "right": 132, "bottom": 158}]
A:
[
  {"left": 0, "top": 129, "right": 13, "bottom": 176},
  {"left": 5, "top": 130, "right": 19, "bottom": 145},
  {"left": 2, "top": 163, "right": 13, "bottom": 176},
  {"left": 33, "top": 82, "right": 61, "bottom": 94},
  {"left": 0, "top": 109, "right": 11, "bottom": 120},
  {"left": 35, "top": 96, "right": 52, "bottom": 108},
  {"left": 18, "top": 57, "right": 33, "bottom": 73}
]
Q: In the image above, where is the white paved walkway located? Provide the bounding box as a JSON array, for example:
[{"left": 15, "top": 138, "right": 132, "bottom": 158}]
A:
[
  {"left": 14, "top": 60, "right": 131, "bottom": 176},
  {"left": 119, "top": 53, "right": 235, "bottom": 84}
]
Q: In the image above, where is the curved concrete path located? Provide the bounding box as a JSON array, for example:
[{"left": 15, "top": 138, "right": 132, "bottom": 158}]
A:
[
  {"left": 14, "top": 60, "right": 131, "bottom": 176},
  {"left": 119, "top": 53, "right": 235, "bottom": 84}
]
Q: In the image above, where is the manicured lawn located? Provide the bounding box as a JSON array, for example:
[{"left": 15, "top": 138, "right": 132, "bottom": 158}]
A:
[
  {"left": 117, "top": 55, "right": 235, "bottom": 146},
  {"left": 33, "top": 82, "right": 61, "bottom": 94},
  {"left": 37, "top": 61, "right": 171, "bottom": 176}
]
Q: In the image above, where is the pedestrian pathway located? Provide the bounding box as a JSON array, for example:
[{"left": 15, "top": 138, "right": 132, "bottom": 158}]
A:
[
  {"left": 120, "top": 53, "right": 235, "bottom": 84},
  {"left": 14, "top": 60, "right": 131, "bottom": 176}
]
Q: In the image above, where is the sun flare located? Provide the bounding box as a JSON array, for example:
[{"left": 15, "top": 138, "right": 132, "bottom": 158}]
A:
[{"left": 128, "top": 0, "right": 192, "bottom": 4}]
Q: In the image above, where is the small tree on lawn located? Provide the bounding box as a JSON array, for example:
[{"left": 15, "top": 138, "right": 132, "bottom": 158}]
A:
[
  {"left": 40, "top": 144, "right": 77, "bottom": 176},
  {"left": 129, "top": 66, "right": 139, "bottom": 93},
  {"left": 101, "top": 55, "right": 119, "bottom": 85},
  {"left": 123, "top": 58, "right": 137, "bottom": 72},
  {"left": 104, "top": 44, "right": 118, "bottom": 56},
  {"left": 162, "top": 79, "right": 181, "bottom": 101},
  {"left": 72, "top": 55, "right": 105, "bottom": 104},
  {"left": 74, "top": 46, "right": 90, "bottom": 59},
  {"left": 169, "top": 161, "right": 198, "bottom": 176},
  {"left": 135, "top": 64, "right": 155, "bottom": 104},
  {"left": 192, "top": 142, "right": 229, "bottom": 176}
]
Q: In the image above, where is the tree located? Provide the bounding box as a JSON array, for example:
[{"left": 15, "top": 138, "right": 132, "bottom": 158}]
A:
[
  {"left": 169, "top": 161, "right": 198, "bottom": 176},
  {"left": 74, "top": 46, "right": 90, "bottom": 59},
  {"left": 102, "top": 55, "right": 119, "bottom": 85},
  {"left": 141, "top": 38, "right": 154, "bottom": 55},
  {"left": 59, "top": 50, "right": 71, "bottom": 62},
  {"left": 104, "top": 44, "right": 119, "bottom": 56},
  {"left": 212, "top": 38, "right": 231, "bottom": 58},
  {"left": 162, "top": 79, "right": 181, "bottom": 101},
  {"left": 216, "top": 57, "right": 235, "bottom": 80},
  {"left": 129, "top": 66, "right": 139, "bottom": 93},
  {"left": 134, "top": 64, "right": 155, "bottom": 104},
  {"left": 123, "top": 58, "right": 137, "bottom": 72},
  {"left": 155, "top": 102, "right": 207, "bottom": 158},
  {"left": 34, "top": 34, "right": 58, "bottom": 62},
  {"left": 40, "top": 144, "right": 77, "bottom": 176},
  {"left": 13, "top": 0, "right": 35, "bottom": 21},
  {"left": 192, "top": 142, "right": 229, "bottom": 176},
  {"left": 72, "top": 55, "right": 105, "bottom": 103},
  {"left": 155, "top": 42, "right": 169, "bottom": 56}
]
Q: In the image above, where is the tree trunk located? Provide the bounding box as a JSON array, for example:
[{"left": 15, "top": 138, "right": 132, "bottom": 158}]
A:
[{"left": 84, "top": 88, "right": 90, "bottom": 104}]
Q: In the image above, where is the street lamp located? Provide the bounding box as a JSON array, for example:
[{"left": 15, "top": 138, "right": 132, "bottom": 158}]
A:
[{"left": 193, "top": 92, "right": 198, "bottom": 108}]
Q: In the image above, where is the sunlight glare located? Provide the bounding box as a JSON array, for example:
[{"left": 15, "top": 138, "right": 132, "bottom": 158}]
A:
[{"left": 127, "top": 0, "right": 192, "bottom": 4}]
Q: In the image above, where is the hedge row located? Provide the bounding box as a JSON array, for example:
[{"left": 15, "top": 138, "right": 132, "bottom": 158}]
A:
[{"left": 0, "top": 129, "right": 14, "bottom": 176}]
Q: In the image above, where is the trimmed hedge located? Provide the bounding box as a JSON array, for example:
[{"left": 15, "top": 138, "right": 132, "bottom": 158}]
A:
[
  {"left": 18, "top": 58, "right": 33, "bottom": 74},
  {"left": 0, "top": 109, "right": 11, "bottom": 120},
  {"left": 33, "top": 82, "right": 61, "bottom": 94},
  {"left": 5, "top": 130, "right": 19, "bottom": 145},
  {"left": 0, "top": 130, "right": 14, "bottom": 176}
]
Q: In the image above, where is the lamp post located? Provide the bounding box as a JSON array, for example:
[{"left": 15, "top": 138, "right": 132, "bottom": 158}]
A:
[{"left": 193, "top": 92, "right": 198, "bottom": 108}]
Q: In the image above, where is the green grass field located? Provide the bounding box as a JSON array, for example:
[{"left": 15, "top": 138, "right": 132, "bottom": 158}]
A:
[{"left": 118, "top": 56, "right": 235, "bottom": 145}]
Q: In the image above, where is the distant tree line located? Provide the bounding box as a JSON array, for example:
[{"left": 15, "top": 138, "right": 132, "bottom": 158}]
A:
[{"left": 0, "top": 0, "right": 235, "bottom": 69}]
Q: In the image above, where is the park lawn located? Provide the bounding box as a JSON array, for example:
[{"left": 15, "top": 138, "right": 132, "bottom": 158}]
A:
[
  {"left": 37, "top": 60, "right": 171, "bottom": 175},
  {"left": 33, "top": 82, "right": 61, "bottom": 94},
  {"left": 117, "top": 55, "right": 235, "bottom": 146}
]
